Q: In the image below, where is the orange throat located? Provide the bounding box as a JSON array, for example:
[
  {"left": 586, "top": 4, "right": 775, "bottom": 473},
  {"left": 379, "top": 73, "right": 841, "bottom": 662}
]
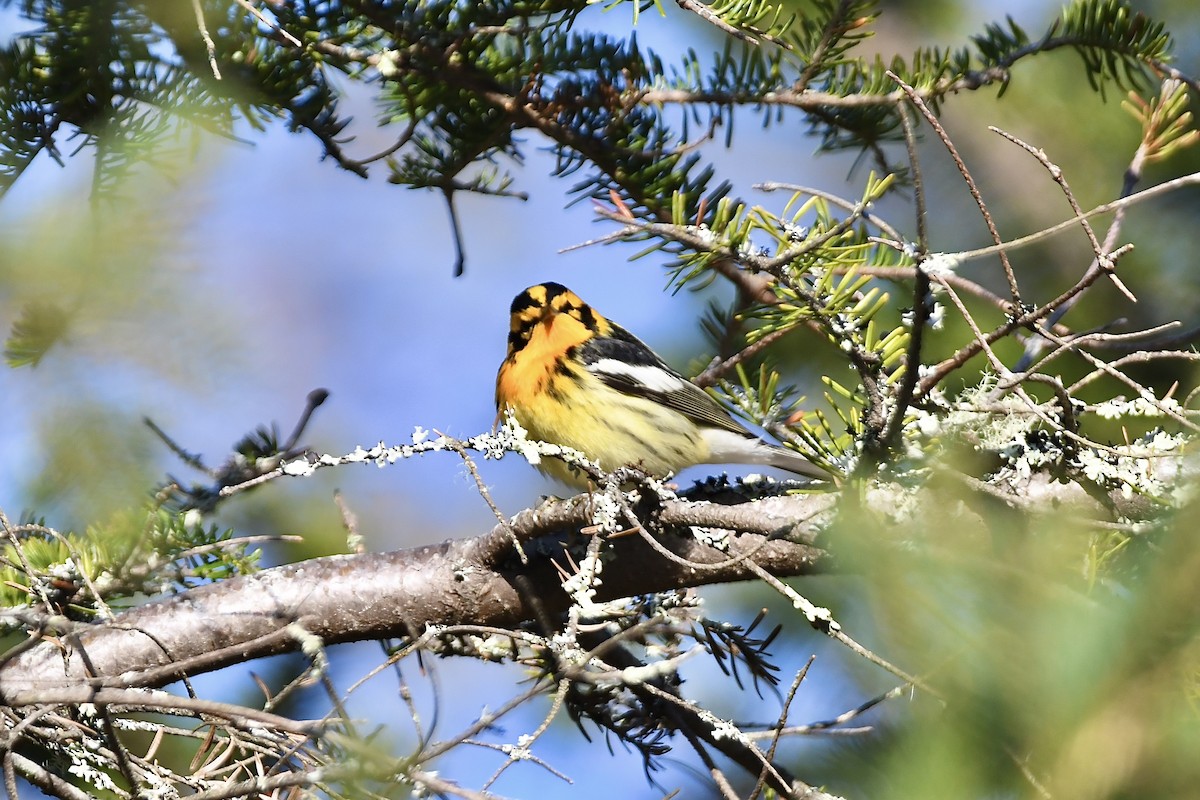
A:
[{"left": 497, "top": 314, "right": 590, "bottom": 407}]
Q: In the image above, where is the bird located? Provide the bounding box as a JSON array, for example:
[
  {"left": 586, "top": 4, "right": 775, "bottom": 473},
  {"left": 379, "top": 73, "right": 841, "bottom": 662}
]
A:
[{"left": 495, "top": 282, "right": 831, "bottom": 488}]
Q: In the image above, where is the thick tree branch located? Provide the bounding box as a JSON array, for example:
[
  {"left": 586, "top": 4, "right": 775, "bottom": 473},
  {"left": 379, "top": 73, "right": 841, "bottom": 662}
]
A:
[{"left": 0, "top": 494, "right": 831, "bottom": 695}]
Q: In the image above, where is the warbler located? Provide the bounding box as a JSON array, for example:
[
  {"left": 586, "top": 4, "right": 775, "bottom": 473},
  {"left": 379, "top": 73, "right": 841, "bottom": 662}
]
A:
[{"left": 495, "top": 282, "right": 830, "bottom": 487}]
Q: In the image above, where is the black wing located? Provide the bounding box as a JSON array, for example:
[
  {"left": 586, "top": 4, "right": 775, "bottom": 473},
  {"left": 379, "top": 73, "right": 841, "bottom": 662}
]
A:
[{"left": 578, "top": 325, "right": 751, "bottom": 437}]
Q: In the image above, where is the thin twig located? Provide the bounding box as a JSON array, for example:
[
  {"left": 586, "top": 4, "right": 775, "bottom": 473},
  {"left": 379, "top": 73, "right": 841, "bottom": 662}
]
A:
[
  {"left": 740, "top": 559, "right": 935, "bottom": 697},
  {"left": 949, "top": 172, "right": 1200, "bottom": 265},
  {"left": 675, "top": 0, "right": 757, "bottom": 43},
  {"left": 887, "top": 71, "right": 1021, "bottom": 305},
  {"left": 883, "top": 101, "right": 930, "bottom": 449},
  {"left": 918, "top": 243, "right": 1136, "bottom": 397},
  {"left": 755, "top": 181, "right": 908, "bottom": 244},
  {"left": 445, "top": 438, "right": 525, "bottom": 564},
  {"left": 746, "top": 683, "right": 907, "bottom": 739},
  {"left": 693, "top": 326, "right": 794, "bottom": 388},
  {"left": 750, "top": 655, "right": 815, "bottom": 800},
  {"left": 991, "top": 127, "right": 1134, "bottom": 302},
  {"left": 481, "top": 678, "right": 573, "bottom": 790},
  {"left": 192, "top": 0, "right": 221, "bottom": 79},
  {"left": 233, "top": 0, "right": 302, "bottom": 47},
  {"left": 0, "top": 509, "right": 54, "bottom": 614},
  {"left": 934, "top": 276, "right": 1184, "bottom": 454}
]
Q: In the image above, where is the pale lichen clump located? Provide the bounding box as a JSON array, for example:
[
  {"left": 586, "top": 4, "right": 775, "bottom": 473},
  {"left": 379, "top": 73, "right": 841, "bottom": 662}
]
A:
[
  {"left": 560, "top": 549, "right": 604, "bottom": 610},
  {"left": 908, "top": 375, "right": 1193, "bottom": 502}
]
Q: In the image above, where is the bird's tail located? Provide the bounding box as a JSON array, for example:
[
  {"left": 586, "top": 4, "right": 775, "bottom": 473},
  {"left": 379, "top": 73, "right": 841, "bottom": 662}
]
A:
[
  {"left": 763, "top": 443, "right": 834, "bottom": 482},
  {"left": 700, "top": 428, "right": 835, "bottom": 482}
]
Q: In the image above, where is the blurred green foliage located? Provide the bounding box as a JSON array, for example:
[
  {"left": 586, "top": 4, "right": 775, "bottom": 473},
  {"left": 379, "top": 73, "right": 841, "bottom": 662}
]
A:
[{"left": 803, "top": 481, "right": 1200, "bottom": 799}]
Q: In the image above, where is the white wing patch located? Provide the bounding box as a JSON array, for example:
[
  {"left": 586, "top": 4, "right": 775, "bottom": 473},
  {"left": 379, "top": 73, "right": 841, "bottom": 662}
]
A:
[{"left": 588, "top": 358, "right": 691, "bottom": 394}]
